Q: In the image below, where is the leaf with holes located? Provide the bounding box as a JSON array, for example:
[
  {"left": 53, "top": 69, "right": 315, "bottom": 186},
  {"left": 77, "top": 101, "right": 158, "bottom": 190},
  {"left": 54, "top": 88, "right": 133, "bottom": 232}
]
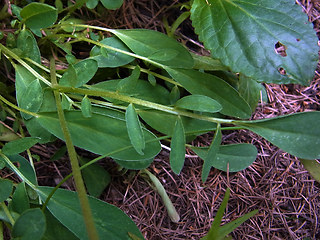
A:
[{"left": 190, "top": 0, "right": 318, "bottom": 85}]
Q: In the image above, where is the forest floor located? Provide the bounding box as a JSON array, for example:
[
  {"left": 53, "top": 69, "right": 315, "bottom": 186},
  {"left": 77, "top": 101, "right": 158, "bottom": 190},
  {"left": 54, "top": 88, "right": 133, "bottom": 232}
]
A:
[{"left": 2, "top": 0, "right": 320, "bottom": 239}]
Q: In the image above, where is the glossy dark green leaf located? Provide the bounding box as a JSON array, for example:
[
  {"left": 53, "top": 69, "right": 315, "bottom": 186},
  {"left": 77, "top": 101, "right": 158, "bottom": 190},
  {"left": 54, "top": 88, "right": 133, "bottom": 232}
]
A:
[
  {"left": 175, "top": 95, "right": 222, "bottom": 113},
  {"left": 2, "top": 155, "right": 37, "bottom": 185},
  {"left": 139, "top": 110, "right": 217, "bottom": 136},
  {"left": 43, "top": 209, "right": 78, "bottom": 240},
  {"left": 20, "top": 3, "right": 58, "bottom": 29},
  {"left": 300, "top": 159, "right": 320, "bottom": 183},
  {"left": 202, "top": 126, "right": 221, "bottom": 182},
  {"left": 11, "top": 182, "right": 30, "bottom": 214},
  {"left": 235, "top": 111, "right": 320, "bottom": 160},
  {"left": 37, "top": 187, "right": 144, "bottom": 240},
  {"left": 17, "top": 29, "right": 41, "bottom": 63},
  {"left": 12, "top": 208, "right": 46, "bottom": 240},
  {"left": 126, "top": 104, "right": 145, "bottom": 155},
  {"left": 60, "top": 59, "right": 98, "bottom": 87},
  {"left": 191, "top": 52, "right": 228, "bottom": 71},
  {"left": 37, "top": 111, "right": 161, "bottom": 162},
  {"left": 0, "top": 178, "right": 13, "bottom": 202},
  {"left": 238, "top": 75, "right": 263, "bottom": 112},
  {"left": 170, "top": 117, "right": 186, "bottom": 174},
  {"left": 81, "top": 96, "right": 92, "bottom": 118},
  {"left": 86, "top": 0, "right": 99, "bottom": 9},
  {"left": 100, "top": 0, "right": 123, "bottom": 10},
  {"left": 79, "top": 157, "right": 111, "bottom": 198},
  {"left": 192, "top": 144, "right": 257, "bottom": 172},
  {"left": 166, "top": 68, "right": 251, "bottom": 119},
  {"left": 111, "top": 29, "right": 194, "bottom": 68},
  {"left": 2, "top": 137, "right": 39, "bottom": 155},
  {"left": 90, "top": 37, "right": 134, "bottom": 68},
  {"left": 190, "top": 0, "right": 318, "bottom": 85}
]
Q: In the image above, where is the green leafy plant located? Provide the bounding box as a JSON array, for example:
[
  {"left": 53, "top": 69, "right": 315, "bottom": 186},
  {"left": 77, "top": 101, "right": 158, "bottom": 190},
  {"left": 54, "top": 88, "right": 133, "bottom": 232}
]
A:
[{"left": 0, "top": 0, "right": 319, "bottom": 239}]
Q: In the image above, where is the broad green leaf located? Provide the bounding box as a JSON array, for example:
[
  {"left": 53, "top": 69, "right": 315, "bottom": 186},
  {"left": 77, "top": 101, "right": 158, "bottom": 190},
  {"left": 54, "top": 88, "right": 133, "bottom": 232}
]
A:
[
  {"left": 126, "top": 104, "right": 145, "bottom": 155},
  {"left": 81, "top": 96, "right": 92, "bottom": 118},
  {"left": 59, "top": 59, "right": 98, "bottom": 87},
  {"left": 86, "top": 0, "right": 99, "bottom": 9},
  {"left": 90, "top": 37, "right": 134, "bottom": 68},
  {"left": 300, "top": 159, "right": 320, "bottom": 183},
  {"left": 17, "top": 29, "right": 41, "bottom": 64},
  {"left": 202, "top": 125, "right": 221, "bottom": 182},
  {"left": 79, "top": 157, "right": 111, "bottom": 198},
  {"left": 117, "top": 66, "right": 140, "bottom": 93},
  {"left": 111, "top": 29, "right": 194, "bottom": 68},
  {"left": 148, "top": 49, "right": 179, "bottom": 61},
  {"left": 61, "top": 18, "right": 86, "bottom": 32},
  {"left": 238, "top": 75, "right": 263, "bottom": 112},
  {"left": 0, "top": 209, "right": 19, "bottom": 223},
  {"left": 166, "top": 68, "right": 251, "bottom": 119},
  {"left": 0, "top": 178, "right": 13, "bottom": 202},
  {"left": 90, "top": 79, "right": 171, "bottom": 105},
  {"left": 91, "top": 105, "right": 125, "bottom": 121},
  {"left": 2, "top": 137, "right": 39, "bottom": 155},
  {"left": 11, "top": 4, "right": 22, "bottom": 20},
  {"left": 43, "top": 209, "right": 78, "bottom": 240},
  {"left": 12, "top": 208, "right": 46, "bottom": 240},
  {"left": 11, "top": 182, "right": 30, "bottom": 214},
  {"left": 190, "top": 0, "right": 318, "bottom": 85},
  {"left": 192, "top": 144, "right": 257, "bottom": 172},
  {"left": 19, "top": 79, "right": 43, "bottom": 120},
  {"left": 170, "top": 117, "right": 186, "bottom": 174},
  {"left": 139, "top": 110, "right": 217, "bottom": 137},
  {"left": 235, "top": 111, "right": 320, "bottom": 160},
  {"left": 0, "top": 127, "right": 19, "bottom": 142},
  {"left": 2, "top": 155, "right": 38, "bottom": 185},
  {"left": 25, "top": 117, "right": 56, "bottom": 144},
  {"left": 175, "top": 95, "right": 222, "bottom": 113},
  {"left": 20, "top": 3, "right": 58, "bottom": 30},
  {"left": 191, "top": 52, "right": 229, "bottom": 71},
  {"left": 37, "top": 187, "right": 144, "bottom": 240},
  {"left": 147, "top": 73, "right": 156, "bottom": 86},
  {"left": 100, "top": 0, "right": 123, "bottom": 10},
  {"left": 37, "top": 111, "right": 161, "bottom": 162}
]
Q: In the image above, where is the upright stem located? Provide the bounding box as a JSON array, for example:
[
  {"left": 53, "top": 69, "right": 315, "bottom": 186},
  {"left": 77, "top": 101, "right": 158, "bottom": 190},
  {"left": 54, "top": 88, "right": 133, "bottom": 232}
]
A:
[{"left": 50, "top": 58, "right": 99, "bottom": 240}]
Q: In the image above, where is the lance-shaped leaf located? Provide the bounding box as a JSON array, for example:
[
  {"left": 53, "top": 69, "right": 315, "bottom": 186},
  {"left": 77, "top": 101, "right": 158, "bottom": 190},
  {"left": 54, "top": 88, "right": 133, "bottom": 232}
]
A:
[
  {"left": 17, "top": 29, "right": 41, "bottom": 64},
  {"left": 90, "top": 37, "right": 134, "bottom": 68},
  {"left": 81, "top": 96, "right": 92, "bottom": 118},
  {"left": 300, "top": 159, "right": 320, "bottom": 183},
  {"left": 110, "top": 29, "right": 194, "bottom": 68},
  {"left": 201, "top": 125, "right": 221, "bottom": 182},
  {"left": 125, "top": 104, "right": 145, "bottom": 155},
  {"left": 166, "top": 68, "right": 251, "bottom": 119},
  {"left": 192, "top": 143, "right": 257, "bottom": 172},
  {"left": 2, "top": 137, "right": 39, "bottom": 155},
  {"left": 20, "top": 3, "right": 57, "bottom": 30},
  {"left": 37, "top": 187, "right": 144, "bottom": 240},
  {"left": 235, "top": 111, "right": 320, "bottom": 160},
  {"left": 175, "top": 94, "right": 222, "bottom": 113},
  {"left": 170, "top": 117, "right": 186, "bottom": 174},
  {"left": 37, "top": 111, "right": 161, "bottom": 162},
  {"left": 190, "top": 0, "right": 318, "bottom": 85}
]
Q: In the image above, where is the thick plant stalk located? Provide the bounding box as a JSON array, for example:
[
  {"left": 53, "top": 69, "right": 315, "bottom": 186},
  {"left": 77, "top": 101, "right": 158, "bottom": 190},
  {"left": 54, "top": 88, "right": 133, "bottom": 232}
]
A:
[{"left": 50, "top": 58, "right": 99, "bottom": 240}]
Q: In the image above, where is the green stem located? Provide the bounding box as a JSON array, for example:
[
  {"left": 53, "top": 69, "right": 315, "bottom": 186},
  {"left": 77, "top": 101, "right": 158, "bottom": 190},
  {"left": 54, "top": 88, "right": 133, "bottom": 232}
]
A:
[
  {"left": 50, "top": 58, "right": 99, "bottom": 240},
  {"left": 0, "top": 152, "right": 37, "bottom": 190},
  {"left": 140, "top": 169, "right": 180, "bottom": 223},
  {"left": 54, "top": 85, "right": 234, "bottom": 124},
  {"left": 0, "top": 95, "right": 38, "bottom": 118},
  {"left": 0, "top": 44, "right": 52, "bottom": 87},
  {"left": 0, "top": 202, "right": 14, "bottom": 225}
]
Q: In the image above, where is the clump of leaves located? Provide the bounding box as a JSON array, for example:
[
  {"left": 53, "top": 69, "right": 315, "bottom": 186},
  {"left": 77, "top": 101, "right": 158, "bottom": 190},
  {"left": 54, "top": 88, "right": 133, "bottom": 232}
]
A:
[{"left": 0, "top": 0, "right": 319, "bottom": 239}]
